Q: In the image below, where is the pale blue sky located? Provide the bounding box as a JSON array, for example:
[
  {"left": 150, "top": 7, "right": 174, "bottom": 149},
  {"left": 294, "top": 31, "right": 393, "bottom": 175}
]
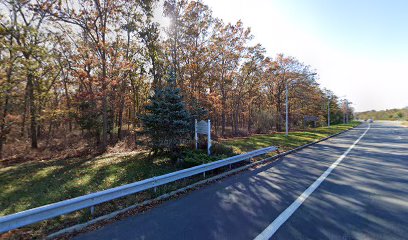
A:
[
  {"left": 156, "top": 0, "right": 408, "bottom": 111},
  {"left": 273, "top": 0, "right": 408, "bottom": 59}
]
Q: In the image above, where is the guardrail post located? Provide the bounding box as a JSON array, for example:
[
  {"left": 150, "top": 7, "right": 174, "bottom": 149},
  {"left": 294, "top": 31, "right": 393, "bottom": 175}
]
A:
[
  {"left": 90, "top": 206, "right": 95, "bottom": 218},
  {"left": 203, "top": 171, "right": 206, "bottom": 178},
  {"left": 153, "top": 179, "right": 158, "bottom": 194}
]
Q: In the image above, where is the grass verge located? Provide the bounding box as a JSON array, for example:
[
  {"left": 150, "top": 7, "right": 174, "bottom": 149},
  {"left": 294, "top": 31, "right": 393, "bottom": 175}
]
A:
[
  {"left": 222, "top": 122, "right": 360, "bottom": 153},
  {"left": 0, "top": 122, "right": 360, "bottom": 239}
]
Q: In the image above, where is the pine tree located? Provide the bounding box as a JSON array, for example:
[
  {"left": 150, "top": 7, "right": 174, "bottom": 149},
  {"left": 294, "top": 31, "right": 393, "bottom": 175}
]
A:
[{"left": 141, "top": 68, "right": 191, "bottom": 156}]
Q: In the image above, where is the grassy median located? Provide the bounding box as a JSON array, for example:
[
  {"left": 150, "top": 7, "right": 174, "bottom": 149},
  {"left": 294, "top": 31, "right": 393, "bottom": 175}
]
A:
[{"left": 0, "top": 122, "right": 360, "bottom": 238}]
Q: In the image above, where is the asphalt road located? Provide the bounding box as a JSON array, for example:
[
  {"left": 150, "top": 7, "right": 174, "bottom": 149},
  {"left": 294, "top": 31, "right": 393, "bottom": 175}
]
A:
[{"left": 74, "top": 121, "right": 408, "bottom": 240}]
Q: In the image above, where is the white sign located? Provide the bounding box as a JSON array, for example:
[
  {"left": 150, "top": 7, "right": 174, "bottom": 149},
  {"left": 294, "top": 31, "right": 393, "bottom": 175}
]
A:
[
  {"left": 195, "top": 119, "right": 211, "bottom": 155},
  {"left": 196, "top": 120, "right": 208, "bottom": 134}
]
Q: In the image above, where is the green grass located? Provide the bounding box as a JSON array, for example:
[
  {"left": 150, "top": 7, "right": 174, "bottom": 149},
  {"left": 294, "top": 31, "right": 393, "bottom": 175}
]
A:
[
  {"left": 0, "top": 122, "right": 360, "bottom": 217},
  {"left": 0, "top": 153, "right": 182, "bottom": 216},
  {"left": 222, "top": 122, "right": 361, "bottom": 153},
  {"left": 0, "top": 121, "right": 360, "bottom": 238}
]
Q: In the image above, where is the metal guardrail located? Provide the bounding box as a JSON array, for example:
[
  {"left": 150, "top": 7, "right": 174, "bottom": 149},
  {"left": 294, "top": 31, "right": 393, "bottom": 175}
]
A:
[{"left": 0, "top": 146, "right": 277, "bottom": 234}]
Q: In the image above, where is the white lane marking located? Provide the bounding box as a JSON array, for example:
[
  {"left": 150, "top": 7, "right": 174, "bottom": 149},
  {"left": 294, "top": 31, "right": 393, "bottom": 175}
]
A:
[{"left": 254, "top": 125, "right": 371, "bottom": 240}]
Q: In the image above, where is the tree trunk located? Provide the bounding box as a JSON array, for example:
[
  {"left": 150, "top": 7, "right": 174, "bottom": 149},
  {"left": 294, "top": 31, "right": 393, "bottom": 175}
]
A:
[
  {"left": 102, "top": 90, "right": 108, "bottom": 146},
  {"left": 62, "top": 69, "right": 72, "bottom": 132},
  {"left": 101, "top": 47, "right": 108, "bottom": 147},
  {"left": 118, "top": 29, "right": 131, "bottom": 141},
  {"left": 27, "top": 73, "right": 38, "bottom": 148},
  {"left": 118, "top": 100, "right": 124, "bottom": 140},
  {"left": 233, "top": 101, "right": 239, "bottom": 135},
  {"left": 275, "top": 99, "right": 282, "bottom": 132},
  {"left": 0, "top": 94, "right": 9, "bottom": 159},
  {"left": 221, "top": 97, "right": 226, "bottom": 137},
  {"left": 247, "top": 103, "right": 252, "bottom": 133},
  {"left": 21, "top": 84, "right": 29, "bottom": 137}
]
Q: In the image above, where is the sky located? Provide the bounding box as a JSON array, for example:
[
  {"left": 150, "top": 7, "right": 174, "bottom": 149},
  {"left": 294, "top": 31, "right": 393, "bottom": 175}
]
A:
[{"left": 155, "top": 0, "right": 408, "bottom": 112}]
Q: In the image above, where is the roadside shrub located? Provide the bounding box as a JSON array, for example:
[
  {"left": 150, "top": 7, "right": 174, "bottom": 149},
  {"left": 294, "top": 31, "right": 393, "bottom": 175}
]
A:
[
  {"left": 181, "top": 150, "right": 217, "bottom": 167},
  {"left": 210, "top": 142, "right": 237, "bottom": 157},
  {"left": 253, "top": 110, "right": 275, "bottom": 133},
  {"left": 179, "top": 142, "right": 240, "bottom": 168}
]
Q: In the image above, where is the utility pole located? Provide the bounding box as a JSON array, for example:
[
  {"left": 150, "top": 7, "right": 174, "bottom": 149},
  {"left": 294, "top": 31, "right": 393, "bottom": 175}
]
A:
[{"left": 285, "top": 83, "right": 289, "bottom": 137}]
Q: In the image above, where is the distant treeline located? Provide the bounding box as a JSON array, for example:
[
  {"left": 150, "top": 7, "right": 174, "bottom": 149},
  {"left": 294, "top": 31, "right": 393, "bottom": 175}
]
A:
[{"left": 356, "top": 108, "right": 408, "bottom": 121}]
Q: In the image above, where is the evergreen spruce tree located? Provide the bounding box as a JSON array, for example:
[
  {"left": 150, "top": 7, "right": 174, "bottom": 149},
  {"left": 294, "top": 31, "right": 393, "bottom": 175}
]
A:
[
  {"left": 188, "top": 97, "right": 208, "bottom": 136},
  {"left": 141, "top": 68, "right": 191, "bottom": 156}
]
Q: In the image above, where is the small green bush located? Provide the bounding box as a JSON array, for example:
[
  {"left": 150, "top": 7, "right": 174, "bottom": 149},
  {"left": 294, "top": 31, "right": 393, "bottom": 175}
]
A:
[
  {"left": 181, "top": 150, "right": 216, "bottom": 167},
  {"left": 179, "top": 143, "right": 240, "bottom": 168},
  {"left": 210, "top": 142, "right": 237, "bottom": 156}
]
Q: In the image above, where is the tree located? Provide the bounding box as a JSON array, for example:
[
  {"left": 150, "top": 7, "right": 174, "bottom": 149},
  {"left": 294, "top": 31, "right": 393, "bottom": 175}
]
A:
[
  {"left": 38, "top": 0, "right": 157, "bottom": 146},
  {"left": 235, "top": 43, "right": 266, "bottom": 134},
  {"left": 0, "top": 15, "right": 16, "bottom": 157},
  {"left": 0, "top": 0, "right": 54, "bottom": 148},
  {"left": 116, "top": 0, "right": 157, "bottom": 140},
  {"left": 0, "top": 0, "right": 354, "bottom": 161},
  {"left": 163, "top": 0, "right": 187, "bottom": 87},
  {"left": 210, "top": 20, "right": 250, "bottom": 136},
  {"left": 141, "top": 69, "right": 191, "bottom": 157}
]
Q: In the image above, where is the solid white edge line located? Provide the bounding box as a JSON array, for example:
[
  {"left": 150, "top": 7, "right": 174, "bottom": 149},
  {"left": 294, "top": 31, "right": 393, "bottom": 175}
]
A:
[{"left": 254, "top": 124, "right": 371, "bottom": 240}]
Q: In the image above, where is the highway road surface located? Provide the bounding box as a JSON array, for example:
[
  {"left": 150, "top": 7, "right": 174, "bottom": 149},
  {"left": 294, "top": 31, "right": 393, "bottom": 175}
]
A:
[{"left": 74, "top": 121, "right": 408, "bottom": 240}]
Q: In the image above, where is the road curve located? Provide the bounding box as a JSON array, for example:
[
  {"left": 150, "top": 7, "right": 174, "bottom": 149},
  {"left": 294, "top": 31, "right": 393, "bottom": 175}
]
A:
[{"left": 74, "top": 121, "right": 408, "bottom": 240}]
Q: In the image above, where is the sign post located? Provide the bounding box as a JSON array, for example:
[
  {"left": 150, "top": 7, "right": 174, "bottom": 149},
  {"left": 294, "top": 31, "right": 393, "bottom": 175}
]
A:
[
  {"left": 195, "top": 119, "right": 198, "bottom": 150},
  {"left": 207, "top": 120, "right": 211, "bottom": 155},
  {"left": 195, "top": 119, "right": 211, "bottom": 155}
]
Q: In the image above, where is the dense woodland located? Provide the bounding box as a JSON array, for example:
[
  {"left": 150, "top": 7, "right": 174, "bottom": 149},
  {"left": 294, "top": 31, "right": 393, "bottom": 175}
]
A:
[{"left": 0, "top": 0, "right": 354, "bottom": 161}]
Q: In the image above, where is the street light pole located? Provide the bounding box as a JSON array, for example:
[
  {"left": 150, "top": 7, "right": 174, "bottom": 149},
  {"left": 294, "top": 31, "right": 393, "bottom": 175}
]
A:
[
  {"left": 345, "top": 99, "right": 349, "bottom": 124},
  {"left": 285, "top": 83, "right": 289, "bottom": 136},
  {"left": 341, "top": 98, "right": 349, "bottom": 124},
  {"left": 328, "top": 97, "right": 331, "bottom": 127}
]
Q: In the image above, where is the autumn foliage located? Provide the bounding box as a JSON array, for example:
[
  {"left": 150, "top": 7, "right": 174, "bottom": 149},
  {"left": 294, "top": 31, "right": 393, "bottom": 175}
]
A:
[{"left": 0, "top": 0, "right": 352, "bottom": 161}]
